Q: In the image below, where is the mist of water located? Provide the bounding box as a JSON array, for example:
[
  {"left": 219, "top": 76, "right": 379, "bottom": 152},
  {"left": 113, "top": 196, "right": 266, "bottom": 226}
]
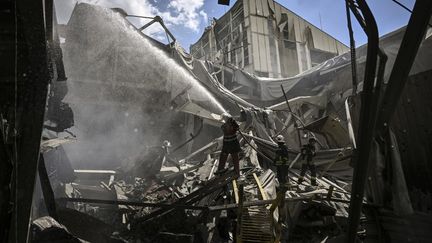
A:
[{"left": 61, "top": 3, "right": 225, "bottom": 169}]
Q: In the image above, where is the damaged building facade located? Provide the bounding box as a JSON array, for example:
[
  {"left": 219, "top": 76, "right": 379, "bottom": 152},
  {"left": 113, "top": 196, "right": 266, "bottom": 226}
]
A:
[{"left": 190, "top": 0, "right": 349, "bottom": 100}]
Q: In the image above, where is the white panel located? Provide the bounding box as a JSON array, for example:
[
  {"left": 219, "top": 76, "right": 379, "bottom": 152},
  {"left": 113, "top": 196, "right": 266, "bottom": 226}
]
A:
[
  {"left": 252, "top": 33, "right": 261, "bottom": 71},
  {"left": 250, "top": 0, "right": 257, "bottom": 15},
  {"left": 296, "top": 42, "right": 303, "bottom": 72},
  {"left": 261, "top": 0, "right": 269, "bottom": 17},
  {"left": 250, "top": 15, "right": 257, "bottom": 32},
  {"left": 265, "top": 36, "right": 272, "bottom": 73},
  {"left": 258, "top": 35, "right": 267, "bottom": 72},
  {"left": 274, "top": 38, "right": 281, "bottom": 77},
  {"left": 255, "top": 0, "right": 263, "bottom": 16},
  {"left": 248, "top": 30, "right": 253, "bottom": 65},
  {"left": 299, "top": 20, "right": 306, "bottom": 43},
  {"left": 325, "top": 36, "right": 331, "bottom": 52},
  {"left": 275, "top": 3, "right": 281, "bottom": 23},
  {"left": 311, "top": 28, "right": 322, "bottom": 50},
  {"left": 263, "top": 18, "right": 269, "bottom": 35},
  {"left": 243, "top": 0, "right": 249, "bottom": 17},
  {"left": 305, "top": 42, "right": 311, "bottom": 70},
  {"left": 293, "top": 17, "right": 301, "bottom": 41},
  {"left": 267, "top": 0, "right": 275, "bottom": 14},
  {"left": 256, "top": 17, "right": 264, "bottom": 34}
]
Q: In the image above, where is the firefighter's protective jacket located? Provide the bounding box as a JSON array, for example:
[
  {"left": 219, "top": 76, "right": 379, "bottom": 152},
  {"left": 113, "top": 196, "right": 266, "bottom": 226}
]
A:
[{"left": 275, "top": 144, "right": 289, "bottom": 166}]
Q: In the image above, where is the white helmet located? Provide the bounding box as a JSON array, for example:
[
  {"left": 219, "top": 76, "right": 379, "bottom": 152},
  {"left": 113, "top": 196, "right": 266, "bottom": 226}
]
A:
[
  {"left": 163, "top": 140, "right": 172, "bottom": 147},
  {"left": 276, "top": 135, "right": 285, "bottom": 143}
]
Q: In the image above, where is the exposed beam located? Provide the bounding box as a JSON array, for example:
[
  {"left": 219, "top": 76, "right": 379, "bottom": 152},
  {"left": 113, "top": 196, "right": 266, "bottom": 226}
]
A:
[
  {"left": 10, "top": 0, "right": 52, "bottom": 241},
  {"left": 38, "top": 155, "right": 58, "bottom": 220},
  {"left": 57, "top": 198, "right": 208, "bottom": 211},
  {"left": 345, "top": 0, "right": 379, "bottom": 242}
]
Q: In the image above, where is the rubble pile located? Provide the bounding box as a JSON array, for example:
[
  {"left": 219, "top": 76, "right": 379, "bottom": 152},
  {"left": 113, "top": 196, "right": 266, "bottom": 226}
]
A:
[
  {"left": 38, "top": 128, "right": 354, "bottom": 242},
  {"left": 30, "top": 3, "right": 360, "bottom": 242}
]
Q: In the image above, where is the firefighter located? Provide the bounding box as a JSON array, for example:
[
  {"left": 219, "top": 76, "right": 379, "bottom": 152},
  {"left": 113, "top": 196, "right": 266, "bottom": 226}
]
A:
[
  {"left": 297, "top": 137, "right": 317, "bottom": 186},
  {"left": 160, "top": 140, "right": 171, "bottom": 167},
  {"left": 274, "top": 135, "right": 290, "bottom": 188},
  {"left": 215, "top": 114, "right": 241, "bottom": 177}
]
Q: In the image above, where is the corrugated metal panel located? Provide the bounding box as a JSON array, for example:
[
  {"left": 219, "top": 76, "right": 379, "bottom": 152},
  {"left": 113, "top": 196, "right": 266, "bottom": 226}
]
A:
[
  {"left": 255, "top": 0, "right": 263, "bottom": 16},
  {"left": 250, "top": 15, "right": 257, "bottom": 32},
  {"left": 261, "top": 0, "right": 269, "bottom": 17},
  {"left": 265, "top": 36, "right": 272, "bottom": 73},
  {"left": 293, "top": 16, "right": 301, "bottom": 41},
  {"left": 274, "top": 37, "right": 281, "bottom": 76},
  {"left": 299, "top": 19, "right": 306, "bottom": 42},
  {"left": 258, "top": 35, "right": 268, "bottom": 72},
  {"left": 247, "top": 26, "right": 252, "bottom": 65},
  {"left": 244, "top": 16, "right": 249, "bottom": 27},
  {"left": 250, "top": 0, "right": 256, "bottom": 15},
  {"left": 252, "top": 32, "right": 260, "bottom": 71},
  {"left": 243, "top": 0, "right": 249, "bottom": 17},
  {"left": 378, "top": 210, "right": 432, "bottom": 243},
  {"left": 257, "top": 16, "right": 264, "bottom": 34},
  {"left": 274, "top": 2, "right": 281, "bottom": 23},
  {"left": 267, "top": 0, "right": 275, "bottom": 14},
  {"left": 392, "top": 69, "right": 432, "bottom": 192}
]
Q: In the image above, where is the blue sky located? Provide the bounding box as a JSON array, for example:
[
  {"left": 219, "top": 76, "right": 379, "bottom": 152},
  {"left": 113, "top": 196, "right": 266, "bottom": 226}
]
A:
[{"left": 56, "top": 0, "right": 416, "bottom": 50}]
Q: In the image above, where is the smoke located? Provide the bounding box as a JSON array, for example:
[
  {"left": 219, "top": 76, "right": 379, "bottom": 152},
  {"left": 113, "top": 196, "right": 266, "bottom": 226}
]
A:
[{"left": 61, "top": 3, "right": 225, "bottom": 169}]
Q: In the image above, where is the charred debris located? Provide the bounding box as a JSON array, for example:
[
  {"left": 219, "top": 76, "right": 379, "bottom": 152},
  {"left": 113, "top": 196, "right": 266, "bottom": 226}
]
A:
[{"left": 1, "top": 1, "right": 432, "bottom": 243}]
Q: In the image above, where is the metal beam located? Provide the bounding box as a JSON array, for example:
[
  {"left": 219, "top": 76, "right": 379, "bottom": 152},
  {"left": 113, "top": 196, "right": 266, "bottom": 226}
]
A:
[
  {"left": 138, "top": 16, "right": 176, "bottom": 44},
  {"left": 10, "top": 0, "right": 52, "bottom": 241},
  {"left": 377, "top": 0, "right": 432, "bottom": 131},
  {"left": 38, "top": 155, "right": 58, "bottom": 220},
  {"left": 57, "top": 198, "right": 208, "bottom": 211},
  {"left": 345, "top": 0, "right": 379, "bottom": 242}
]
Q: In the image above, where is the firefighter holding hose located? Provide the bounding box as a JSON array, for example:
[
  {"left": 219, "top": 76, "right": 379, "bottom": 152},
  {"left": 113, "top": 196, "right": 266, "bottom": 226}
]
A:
[{"left": 215, "top": 113, "right": 241, "bottom": 177}]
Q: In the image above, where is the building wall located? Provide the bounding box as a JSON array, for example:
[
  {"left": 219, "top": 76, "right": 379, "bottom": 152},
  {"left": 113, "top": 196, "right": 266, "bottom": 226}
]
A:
[{"left": 190, "top": 0, "right": 349, "bottom": 79}]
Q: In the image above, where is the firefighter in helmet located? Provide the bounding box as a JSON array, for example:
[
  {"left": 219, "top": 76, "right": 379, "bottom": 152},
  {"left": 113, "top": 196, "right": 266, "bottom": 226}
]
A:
[
  {"left": 215, "top": 113, "right": 241, "bottom": 177},
  {"left": 274, "top": 135, "right": 290, "bottom": 188},
  {"left": 298, "top": 137, "right": 317, "bottom": 186}
]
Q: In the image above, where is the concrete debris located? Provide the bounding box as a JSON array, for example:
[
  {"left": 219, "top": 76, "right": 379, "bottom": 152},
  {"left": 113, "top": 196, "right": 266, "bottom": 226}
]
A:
[{"left": 31, "top": 216, "right": 84, "bottom": 243}]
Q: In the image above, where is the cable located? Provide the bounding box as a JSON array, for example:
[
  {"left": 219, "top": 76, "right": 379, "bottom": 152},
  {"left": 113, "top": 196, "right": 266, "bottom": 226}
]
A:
[
  {"left": 391, "top": 0, "right": 432, "bottom": 28},
  {"left": 392, "top": 0, "right": 413, "bottom": 13}
]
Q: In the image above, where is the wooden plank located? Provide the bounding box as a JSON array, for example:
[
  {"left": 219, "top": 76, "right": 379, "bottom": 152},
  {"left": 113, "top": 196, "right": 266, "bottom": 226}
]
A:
[
  {"left": 232, "top": 180, "right": 239, "bottom": 203},
  {"left": 253, "top": 173, "right": 268, "bottom": 200}
]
